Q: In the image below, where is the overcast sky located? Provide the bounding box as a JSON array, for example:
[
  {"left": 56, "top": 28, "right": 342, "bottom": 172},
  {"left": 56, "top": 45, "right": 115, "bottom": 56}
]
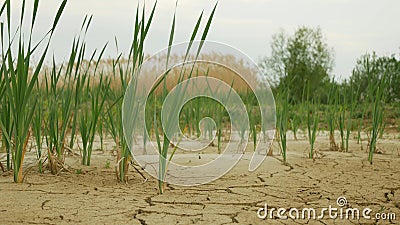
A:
[{"left": 5, "top": 0, "right": 400, "bottom": 80}]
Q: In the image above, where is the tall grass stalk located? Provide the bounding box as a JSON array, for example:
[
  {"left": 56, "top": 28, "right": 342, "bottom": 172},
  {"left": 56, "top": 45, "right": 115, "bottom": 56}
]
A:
[
  {"left": 344, "top": 81, "right": 358, "bottom": 152},
  {"left": 307, "top": 103, "right": 319, "bottom": 159},
  {"left": 326, "top": 81, "right": 338, "bottom": 151},
  {"left": 152, "top": 3, "right": 217, "bottom": 194},
  {"left": 32, "top": 82, "right": 43, "bottom": 173},
  {"left": 204, "top": 75, "right": 228, "bottom": 153},
  {"left": 68, "top": 16, "right": 95, "bottom": 151},
  {"left": 244, "top": 90, "right": 257, "bottom": 151},
  {"left": 356, "top": 101, "right": 368, "bottom": 146},
  {"left": 44, "top": 59, "right": 73, "bottom": 173},
  {"left": 106, "top": 2, "right": 157, "bottom": 182},
  {"left": 105, "top": 52, "right": 130, "bottom": 182},
  {"left": 289, "top": 108, "right": 300, "bottom": 141},
  {"left": 0, "top": 97, "right": 12, "bottom": 171},
  {"left": 0, "top": 19, "right": 8, "bottom": 170},
  {"left": 337, "top": 87, "right": 346, "bottom": 152},
  {"left": 306, "top": 84, "right": 319, "bottom": 159},
  {"left": 367, "top": 67, "right": 387, "bottom": 164},
  {"left": 81, "top": 46, "right": 108, "bottom": 166},
  {"left": 277, "top": 92, "right": 289, "bottom": 164}
]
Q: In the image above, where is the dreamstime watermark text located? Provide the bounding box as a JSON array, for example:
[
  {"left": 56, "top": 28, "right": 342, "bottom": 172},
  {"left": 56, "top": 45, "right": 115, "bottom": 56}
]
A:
[{"left": 257, "top": 197, "right": 396, "bottom": 221}]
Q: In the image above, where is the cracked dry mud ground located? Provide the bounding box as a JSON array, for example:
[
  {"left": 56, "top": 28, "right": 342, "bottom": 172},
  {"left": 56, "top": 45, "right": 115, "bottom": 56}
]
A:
[{"left": 1, "top": 134, "right": 400, "bottom": 225}]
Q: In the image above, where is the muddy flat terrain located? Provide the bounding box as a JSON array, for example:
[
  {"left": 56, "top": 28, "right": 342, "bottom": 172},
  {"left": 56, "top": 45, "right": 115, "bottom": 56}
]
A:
[{"left": 1, "top": 133, "right": 400, "bottom": 224}]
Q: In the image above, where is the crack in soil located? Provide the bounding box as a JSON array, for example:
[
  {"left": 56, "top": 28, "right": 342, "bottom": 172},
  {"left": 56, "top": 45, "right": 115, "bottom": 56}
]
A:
[
  {"left": 132, "top": 210, "right": 148, "bottom": 225},
  {"left": 134, "top": 208, "right": 204, "bottom": 217},
  {"left": 219, "top": 212, "right": 239, "bottom": 224},
  {"left": 41, "top": 200, "right": 50, "bottom": 210},
  {"left": 257, "top": 176, "right": 265, "bottom": 182},
  {"left": 151, "top": 199, "right": 263, "bottom": 207},
  {"left": 145, "top": 197, "right": 155, "bottom": 206}
]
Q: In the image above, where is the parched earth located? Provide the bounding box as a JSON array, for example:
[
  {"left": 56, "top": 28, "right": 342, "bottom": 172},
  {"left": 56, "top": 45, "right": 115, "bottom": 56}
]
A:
[{"left": 1, "top": 133, "right": 399, "bottom": 225}]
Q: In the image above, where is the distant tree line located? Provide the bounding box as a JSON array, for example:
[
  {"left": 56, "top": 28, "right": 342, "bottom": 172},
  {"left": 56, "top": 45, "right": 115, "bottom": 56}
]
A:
[{"left": 260, "top": 26, "right": 400, "bottom": 104}]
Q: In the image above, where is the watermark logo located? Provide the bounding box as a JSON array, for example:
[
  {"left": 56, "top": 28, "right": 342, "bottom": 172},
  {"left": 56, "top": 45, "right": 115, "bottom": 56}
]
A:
[
  {"left": 336, "top": 196, "right": 347, "bottom": 207},
  {"left": 122, "top": 41, "right": 276, "bottom": 186},
  {"left": 257, "top": 196, "right": 397, "bottom": 221}
]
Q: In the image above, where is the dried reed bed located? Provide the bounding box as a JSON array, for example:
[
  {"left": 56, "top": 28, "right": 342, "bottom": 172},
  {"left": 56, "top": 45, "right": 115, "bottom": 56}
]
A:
[{"left": 34, "top": 53, "right": 260, "bottom": 95}]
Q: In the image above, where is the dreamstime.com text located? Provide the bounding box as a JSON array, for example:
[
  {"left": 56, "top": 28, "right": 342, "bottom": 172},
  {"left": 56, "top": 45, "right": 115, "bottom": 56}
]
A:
[{"left": 257, "top": 197, "right": 396, "bottom": 221}]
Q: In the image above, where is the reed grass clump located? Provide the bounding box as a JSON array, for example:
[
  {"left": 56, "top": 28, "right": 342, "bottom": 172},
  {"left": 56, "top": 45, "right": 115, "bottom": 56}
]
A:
[{"left": 0, "top": 0, "right": 67, "bottom": 182}]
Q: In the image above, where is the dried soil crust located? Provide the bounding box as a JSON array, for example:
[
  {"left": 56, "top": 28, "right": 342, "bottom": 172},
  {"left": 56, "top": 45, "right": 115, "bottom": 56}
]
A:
[{"left": 1, "top": 134, "right": 400, "bottom": 224}]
